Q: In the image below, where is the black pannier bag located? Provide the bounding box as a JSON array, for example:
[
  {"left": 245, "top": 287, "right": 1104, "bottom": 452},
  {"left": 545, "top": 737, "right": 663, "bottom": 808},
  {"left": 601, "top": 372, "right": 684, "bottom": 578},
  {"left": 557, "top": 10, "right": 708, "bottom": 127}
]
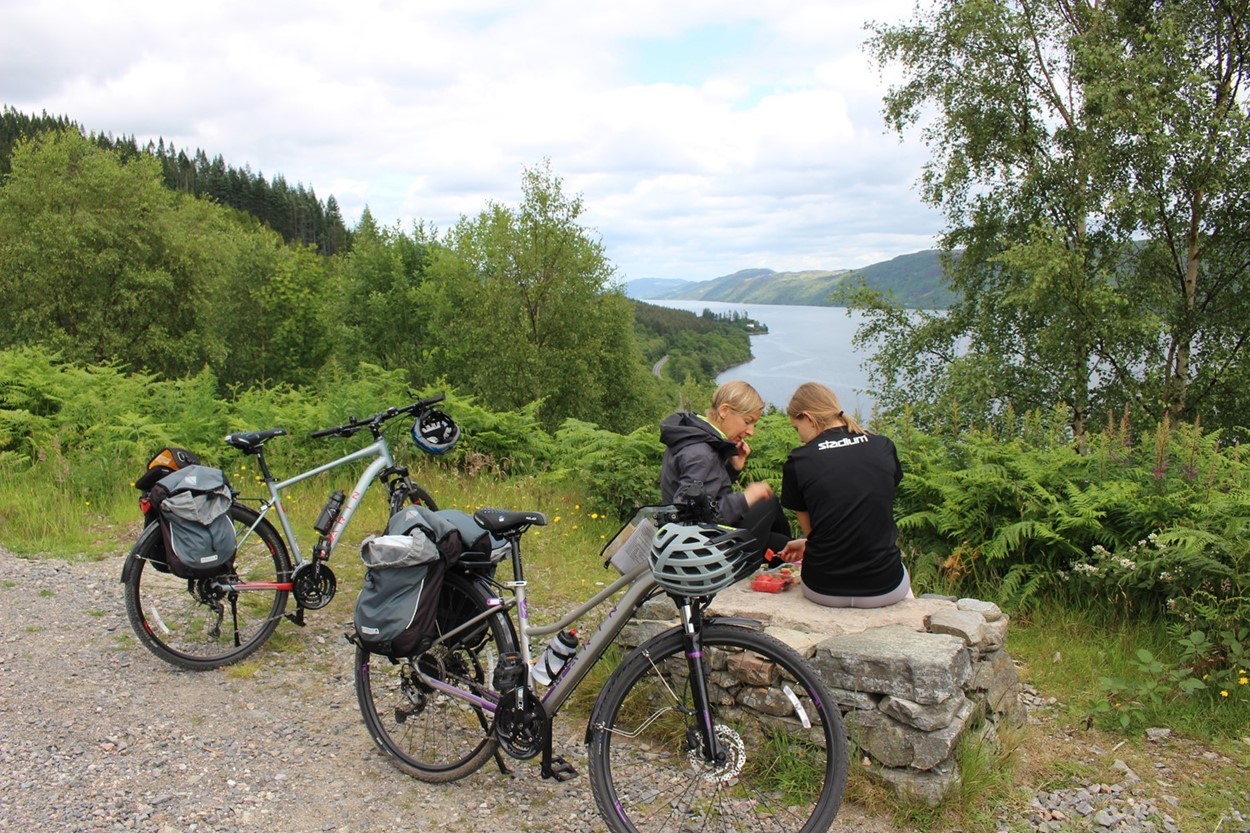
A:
[
  {"left": 353, "top": 529, "right": 446, "bottom": 658},
  {"left": 148, "top": 465, "right": 237, "bottom": 579}
]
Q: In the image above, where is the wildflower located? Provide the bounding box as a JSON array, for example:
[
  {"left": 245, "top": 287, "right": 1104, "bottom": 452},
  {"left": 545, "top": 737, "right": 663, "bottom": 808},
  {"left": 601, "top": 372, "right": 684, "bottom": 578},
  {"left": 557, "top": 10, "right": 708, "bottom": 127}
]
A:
[
  {"left": 553, "top": 516, "right": 561, "bottom": 524},
  {"left": 1116, "top": 557, "right": 1136, "bottom": 570},
  {"left": 85, "top": 501, "right": 91, "bottom": 507},
  {"left": 1159, "top": 571, "right": 1173, "bottom": 582},
  {"left": 574, "top": 504, "right": 581, "bottom": 510},
  {"left": 1220, "top": 690, "right": 1229, "bottom": 698},
  {"left": 1092, "top": 545, "right": 1109, "bottom": 556},
  {"left": 590, "top": 513, "right": 599, "bottom": 520},
  {"left": 1073, "top": 563, "right": 1100, "bottom": 576}
]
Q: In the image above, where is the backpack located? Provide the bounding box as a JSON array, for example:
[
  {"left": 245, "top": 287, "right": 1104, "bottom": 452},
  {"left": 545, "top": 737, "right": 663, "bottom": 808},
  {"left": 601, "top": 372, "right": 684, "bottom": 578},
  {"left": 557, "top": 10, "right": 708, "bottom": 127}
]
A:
[
  {"left": 135, "top": 447, "right": 202, "bottom": 493},
  {"left": 353, "top": 531, "right": 446, "bottom": 658},
  {"left": 148, "top": 465, "right": 238, "bottom": 579}
]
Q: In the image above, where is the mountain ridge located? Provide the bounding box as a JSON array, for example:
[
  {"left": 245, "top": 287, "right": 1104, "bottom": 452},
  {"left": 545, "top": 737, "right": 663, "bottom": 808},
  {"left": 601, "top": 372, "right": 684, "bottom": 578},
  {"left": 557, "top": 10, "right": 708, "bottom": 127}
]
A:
[{"left": 625, "top": 249, "right": 957, "bottom": 309}]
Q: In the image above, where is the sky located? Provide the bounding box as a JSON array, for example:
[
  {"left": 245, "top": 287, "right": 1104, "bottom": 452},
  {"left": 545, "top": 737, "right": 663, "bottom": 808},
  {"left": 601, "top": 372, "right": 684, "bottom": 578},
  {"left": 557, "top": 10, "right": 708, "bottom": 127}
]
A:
[{"left": 1, "top": 0, "right": 942, "bottom": 282}]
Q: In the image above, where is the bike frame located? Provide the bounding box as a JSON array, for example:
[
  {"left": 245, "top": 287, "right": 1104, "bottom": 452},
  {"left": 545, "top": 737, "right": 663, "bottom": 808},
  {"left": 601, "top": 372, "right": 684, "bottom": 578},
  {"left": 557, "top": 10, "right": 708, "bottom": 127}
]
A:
[
  {"left": 419, "top": 544, "right": 661, "bottom": 719},
  {"left": 231, "top": 434, "right": 397, "bottom": 591}
]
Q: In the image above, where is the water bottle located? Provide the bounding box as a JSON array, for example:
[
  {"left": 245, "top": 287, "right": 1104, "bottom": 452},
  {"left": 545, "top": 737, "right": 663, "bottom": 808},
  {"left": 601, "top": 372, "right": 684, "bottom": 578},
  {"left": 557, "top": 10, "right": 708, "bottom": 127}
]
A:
[
  {"left": 531, "top": 629, "right": 578, "bottom": 686},
  {"left": 313, "top": 490, "right": 345, "bottom": 534}
]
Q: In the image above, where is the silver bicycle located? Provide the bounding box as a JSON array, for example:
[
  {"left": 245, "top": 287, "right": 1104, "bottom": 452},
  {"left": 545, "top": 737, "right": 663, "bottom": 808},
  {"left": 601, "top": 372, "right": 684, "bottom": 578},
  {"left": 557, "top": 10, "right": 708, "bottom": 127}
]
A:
[{"left": 122, "top": 395, "right": 451, "bottom": 670}]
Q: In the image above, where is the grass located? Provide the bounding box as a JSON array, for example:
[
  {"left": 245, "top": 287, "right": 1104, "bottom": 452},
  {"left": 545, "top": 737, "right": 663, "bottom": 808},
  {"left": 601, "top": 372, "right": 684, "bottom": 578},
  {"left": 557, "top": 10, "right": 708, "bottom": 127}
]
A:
[{"left": 6, "top": 462, "right": 1248, "bottom": 831}]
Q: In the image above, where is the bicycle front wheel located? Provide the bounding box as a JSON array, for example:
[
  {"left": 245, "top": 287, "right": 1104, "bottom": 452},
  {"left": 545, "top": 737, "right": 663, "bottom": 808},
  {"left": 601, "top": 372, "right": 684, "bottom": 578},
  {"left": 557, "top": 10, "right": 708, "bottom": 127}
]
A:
[
  {"left": 355, "top": 570, "right": 517, "bottom": 782},
  {"left": 587, "top": 623, "right": 847, "bottom": 833},
  {"left": 123, "top": 504, "right": 291, "bottom": 671},
  {"left": 388, "top": 480, "right": 439, "bottom": 516}
]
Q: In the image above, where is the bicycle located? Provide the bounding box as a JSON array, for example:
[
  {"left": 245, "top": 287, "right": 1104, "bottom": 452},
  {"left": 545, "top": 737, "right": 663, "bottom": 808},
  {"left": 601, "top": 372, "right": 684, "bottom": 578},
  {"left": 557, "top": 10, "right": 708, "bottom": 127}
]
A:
[
  {"left": 121, "top": 394, "right": 453, "bottom": 671},
  {"left": 353, "top": 487, "right": 848, "bottom": 833}
]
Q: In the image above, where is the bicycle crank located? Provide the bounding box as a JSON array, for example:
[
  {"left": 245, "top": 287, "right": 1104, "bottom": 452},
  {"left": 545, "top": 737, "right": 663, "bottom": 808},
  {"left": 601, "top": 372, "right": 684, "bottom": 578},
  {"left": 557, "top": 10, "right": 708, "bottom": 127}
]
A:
[
  {"left": 292, "top": 562, "right": 337, "bottom": 609},
  {"left": 494, "top": 685, "right": 547, "bottom": 759}
]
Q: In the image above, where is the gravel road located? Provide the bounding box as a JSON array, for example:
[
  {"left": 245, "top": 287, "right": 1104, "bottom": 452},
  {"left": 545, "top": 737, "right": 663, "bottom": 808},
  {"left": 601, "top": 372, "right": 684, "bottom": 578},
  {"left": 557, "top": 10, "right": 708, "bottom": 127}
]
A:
[{"left": 0, "top": 545, "right": 908, "bottom": 833}]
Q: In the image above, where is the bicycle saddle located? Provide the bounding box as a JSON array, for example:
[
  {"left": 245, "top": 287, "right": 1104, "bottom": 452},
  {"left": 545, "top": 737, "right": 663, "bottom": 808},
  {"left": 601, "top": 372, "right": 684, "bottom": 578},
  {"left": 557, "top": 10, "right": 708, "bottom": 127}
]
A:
[
  {"left": 223, "top": 428, "right": 289, "bottom": 454},
  {"left": 473, "top": 508, "right": 547, "bottom": 535}
]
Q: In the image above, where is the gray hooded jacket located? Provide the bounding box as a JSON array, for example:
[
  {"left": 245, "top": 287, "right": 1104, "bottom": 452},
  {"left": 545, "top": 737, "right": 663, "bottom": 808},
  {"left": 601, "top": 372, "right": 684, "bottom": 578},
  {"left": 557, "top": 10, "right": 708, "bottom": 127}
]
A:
[{"left": 658, "top": 412, "right": 747, "bottom": 524}]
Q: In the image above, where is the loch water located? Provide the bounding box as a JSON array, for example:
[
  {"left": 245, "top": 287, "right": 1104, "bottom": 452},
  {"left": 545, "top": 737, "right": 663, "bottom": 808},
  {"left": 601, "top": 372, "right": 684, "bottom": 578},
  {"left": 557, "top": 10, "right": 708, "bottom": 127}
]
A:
[{"left": 647, "top": 300, "right": 875, "bottom": 416}]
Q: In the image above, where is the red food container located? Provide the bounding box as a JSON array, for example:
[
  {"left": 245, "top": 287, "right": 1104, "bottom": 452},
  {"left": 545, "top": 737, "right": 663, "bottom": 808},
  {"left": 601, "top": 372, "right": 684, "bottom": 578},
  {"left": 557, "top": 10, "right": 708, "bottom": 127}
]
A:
[{"left": 751, "top": 573, "right": 787, "bottom": 593}]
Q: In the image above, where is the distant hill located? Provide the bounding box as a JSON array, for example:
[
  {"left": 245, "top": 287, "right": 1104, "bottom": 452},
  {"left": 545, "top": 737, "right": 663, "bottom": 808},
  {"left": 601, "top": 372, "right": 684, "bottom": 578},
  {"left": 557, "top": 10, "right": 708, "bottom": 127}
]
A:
[
  {"left": 623, "top": 278, "right": 695, "bottom": 299},
  {"left": 626, "top": 249, "right": 958, "bottom": 309}
]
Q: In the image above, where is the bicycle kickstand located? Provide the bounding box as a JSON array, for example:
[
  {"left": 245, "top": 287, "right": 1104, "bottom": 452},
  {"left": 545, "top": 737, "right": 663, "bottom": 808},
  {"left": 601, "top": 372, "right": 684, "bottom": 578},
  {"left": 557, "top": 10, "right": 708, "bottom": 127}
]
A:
[{"left": 540, "top": 728, "right": 578, "bottom": 782}]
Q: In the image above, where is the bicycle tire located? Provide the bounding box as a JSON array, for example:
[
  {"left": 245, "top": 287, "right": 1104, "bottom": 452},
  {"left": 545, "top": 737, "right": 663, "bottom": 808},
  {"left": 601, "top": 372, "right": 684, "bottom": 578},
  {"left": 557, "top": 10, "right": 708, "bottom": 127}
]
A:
[
  {"left": 587, "top": 623, "right": 847, "bottom": 833},
  {"left": 123, "top": 504, "right": 291, "bottom": 671},
  {"left": 388, "top": 480, "right": 439, "bottom": 516},
  {"left": 355, "top": 569, "right": 517, "bottom": 782}
]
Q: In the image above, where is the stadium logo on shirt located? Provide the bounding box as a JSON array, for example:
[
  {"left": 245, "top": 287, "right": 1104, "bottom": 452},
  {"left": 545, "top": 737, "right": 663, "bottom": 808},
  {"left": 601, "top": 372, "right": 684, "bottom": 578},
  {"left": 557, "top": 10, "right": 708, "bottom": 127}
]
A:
[{"left": 818, "top": 435, "right": 869, "bottom": 451}]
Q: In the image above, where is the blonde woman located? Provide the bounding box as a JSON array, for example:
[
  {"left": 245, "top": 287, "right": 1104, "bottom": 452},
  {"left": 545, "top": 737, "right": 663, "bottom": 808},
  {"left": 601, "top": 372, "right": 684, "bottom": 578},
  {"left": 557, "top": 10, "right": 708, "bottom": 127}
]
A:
[
  {"left": 660, "top": 380, "right": 790, "bottom": 561},
  {"left": 776, "top": 382, "right": 912, "bottom": 607}
]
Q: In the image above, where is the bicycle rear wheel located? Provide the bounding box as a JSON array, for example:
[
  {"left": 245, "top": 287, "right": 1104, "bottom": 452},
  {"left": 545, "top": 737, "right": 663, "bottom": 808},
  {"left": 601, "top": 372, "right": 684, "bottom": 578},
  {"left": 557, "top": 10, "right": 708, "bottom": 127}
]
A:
[
  {"left": 587, "top": 623, "right": 847, "bottom": 833},
  {"left": 123, "top": 504, "right": 291, "bottom": 671},
  {"left": 355, "top": 569, "right": 517, "bottom": 782}
]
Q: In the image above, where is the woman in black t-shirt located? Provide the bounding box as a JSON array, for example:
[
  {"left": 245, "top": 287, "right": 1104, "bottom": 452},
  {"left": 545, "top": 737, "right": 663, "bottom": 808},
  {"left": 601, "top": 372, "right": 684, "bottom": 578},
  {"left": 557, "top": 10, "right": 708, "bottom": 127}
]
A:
[{"left": 776, "top": 382, "right": 912, "bottom": 608}]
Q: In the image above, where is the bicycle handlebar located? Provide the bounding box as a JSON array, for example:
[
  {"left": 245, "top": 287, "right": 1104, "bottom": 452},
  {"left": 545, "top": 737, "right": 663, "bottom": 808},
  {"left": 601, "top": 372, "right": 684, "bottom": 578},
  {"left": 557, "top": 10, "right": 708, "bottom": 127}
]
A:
[{"left": 309, "top": 393, "right": 446, "bottom": 440}]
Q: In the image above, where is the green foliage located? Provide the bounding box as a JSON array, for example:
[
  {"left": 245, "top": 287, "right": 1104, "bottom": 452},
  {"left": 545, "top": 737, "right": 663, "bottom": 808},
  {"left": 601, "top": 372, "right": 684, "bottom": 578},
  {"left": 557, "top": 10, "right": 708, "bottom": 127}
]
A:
[
  {"left": 1094, "top": 627, "right": 1250, "bottom": 734},
  {"left": 632, "top": 303, "right": 753, "bottom": 385},
  {"left": 1, "top": 124, "right": 712, "bottom": 434},
  {"left": 549, "top": 419, "right": 664, "bottom": 520},
  {"left": 865, "top": 0, "right": 1250, "bottom": 438},
  {"left": 0, "top": 131, "right": 231, "bottom": 375},
  {"left": 419, "top": 160, "right": 658, "bottom": 433}
]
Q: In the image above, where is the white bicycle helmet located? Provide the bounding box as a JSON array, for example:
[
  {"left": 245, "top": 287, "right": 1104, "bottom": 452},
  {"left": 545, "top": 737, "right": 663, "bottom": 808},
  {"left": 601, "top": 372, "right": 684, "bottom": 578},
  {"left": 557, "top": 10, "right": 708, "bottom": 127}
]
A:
[
  {"left": 649, "top": 522, "right": 756, "bottom": 596},
  {"left": 411, "top": 409, "right": 460, "bottom": 455}
]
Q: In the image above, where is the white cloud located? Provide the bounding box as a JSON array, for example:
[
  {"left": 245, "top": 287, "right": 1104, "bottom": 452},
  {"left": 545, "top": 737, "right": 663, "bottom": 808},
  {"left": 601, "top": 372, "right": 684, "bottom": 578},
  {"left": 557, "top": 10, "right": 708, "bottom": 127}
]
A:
[{"left": 1, "top": 0, "right": 940, "bottom": 280}]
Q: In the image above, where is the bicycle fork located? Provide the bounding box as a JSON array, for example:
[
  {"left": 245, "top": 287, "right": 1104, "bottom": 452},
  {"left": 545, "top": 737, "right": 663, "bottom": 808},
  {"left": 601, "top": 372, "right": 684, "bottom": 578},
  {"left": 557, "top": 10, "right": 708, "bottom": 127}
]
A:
[{"left": 678, "top": 598, "right": 725, "bottom": 765}]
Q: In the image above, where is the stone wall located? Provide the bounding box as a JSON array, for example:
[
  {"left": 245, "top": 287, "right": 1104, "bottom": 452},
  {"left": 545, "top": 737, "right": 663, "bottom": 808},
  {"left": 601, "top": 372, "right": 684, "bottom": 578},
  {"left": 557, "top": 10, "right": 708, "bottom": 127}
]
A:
[{"left": 619, "top": 585, "right": 1025, "bottom": 806}]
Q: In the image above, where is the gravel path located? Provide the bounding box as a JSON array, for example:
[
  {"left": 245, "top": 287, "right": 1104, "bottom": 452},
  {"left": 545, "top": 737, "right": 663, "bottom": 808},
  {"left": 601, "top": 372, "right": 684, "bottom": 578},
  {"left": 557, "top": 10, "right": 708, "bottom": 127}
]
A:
[{"left": 0, "top": 545, "right": 907, "bottom": 833}]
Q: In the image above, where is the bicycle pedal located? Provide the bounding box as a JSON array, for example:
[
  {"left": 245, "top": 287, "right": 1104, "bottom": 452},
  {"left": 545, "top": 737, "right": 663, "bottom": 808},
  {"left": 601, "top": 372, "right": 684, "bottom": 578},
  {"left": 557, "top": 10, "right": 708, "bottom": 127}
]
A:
[
  {"left": 541, "top": 755, "right": 578, "bottom": 782},
  {"left": 285, "top": 609, "right": 307, "bottom": 627}
]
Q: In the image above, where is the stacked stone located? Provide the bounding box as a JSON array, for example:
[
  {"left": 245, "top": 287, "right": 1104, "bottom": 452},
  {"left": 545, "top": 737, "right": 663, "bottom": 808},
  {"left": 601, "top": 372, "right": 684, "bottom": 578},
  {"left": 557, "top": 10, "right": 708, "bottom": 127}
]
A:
[
  {"left": 809, "top": 597, "right": 1024, "bottom": 805},
  {"left": 619, "top": 594, "right": 1025, "bottom": 807}
]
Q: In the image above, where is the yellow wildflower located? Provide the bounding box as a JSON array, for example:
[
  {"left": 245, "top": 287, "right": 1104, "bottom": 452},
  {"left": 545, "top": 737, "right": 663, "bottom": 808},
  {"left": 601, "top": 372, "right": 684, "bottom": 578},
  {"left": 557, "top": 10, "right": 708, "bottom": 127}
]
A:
[{"left": 1220, "top": 690, "right": 1230, "bottom": 697}]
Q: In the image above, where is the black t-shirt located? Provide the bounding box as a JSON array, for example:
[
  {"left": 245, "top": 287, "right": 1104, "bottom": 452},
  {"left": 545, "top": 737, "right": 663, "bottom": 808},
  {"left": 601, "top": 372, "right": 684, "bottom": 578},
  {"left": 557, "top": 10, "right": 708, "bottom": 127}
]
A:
[{"left": 780, "top": 427, "right": 904, "bottom": 597}]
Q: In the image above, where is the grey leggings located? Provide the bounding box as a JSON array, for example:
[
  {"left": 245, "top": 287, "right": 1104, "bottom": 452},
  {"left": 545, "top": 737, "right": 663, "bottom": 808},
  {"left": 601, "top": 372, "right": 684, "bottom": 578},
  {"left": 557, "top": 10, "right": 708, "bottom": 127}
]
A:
[{"left": 800, "top": 566, "right": 913, "bottom": 609}]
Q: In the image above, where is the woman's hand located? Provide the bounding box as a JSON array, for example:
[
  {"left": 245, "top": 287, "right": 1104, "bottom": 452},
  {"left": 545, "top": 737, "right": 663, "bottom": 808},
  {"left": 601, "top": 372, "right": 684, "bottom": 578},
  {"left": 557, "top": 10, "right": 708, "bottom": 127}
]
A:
[
  {"left": 743, "top": 480, "right": 773, "bottom": 506},
  {"left": 730, "top": 439, "right": 751, "bottom": 472},
  {"left": 777, "top": 537, "right": 806, "bottom": 563}
]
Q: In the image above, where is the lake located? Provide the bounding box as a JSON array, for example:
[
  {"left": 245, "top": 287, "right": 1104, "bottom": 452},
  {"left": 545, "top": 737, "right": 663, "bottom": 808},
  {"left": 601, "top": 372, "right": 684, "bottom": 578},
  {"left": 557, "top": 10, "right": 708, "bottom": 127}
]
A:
[{"left": 646, "top": 301, "right": 875, "bottom": 415}]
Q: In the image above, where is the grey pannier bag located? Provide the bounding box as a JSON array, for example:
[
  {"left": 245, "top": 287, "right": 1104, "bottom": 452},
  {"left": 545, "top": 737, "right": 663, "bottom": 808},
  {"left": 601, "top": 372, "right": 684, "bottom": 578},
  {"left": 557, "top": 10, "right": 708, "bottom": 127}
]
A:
[
  {"left": 152, "top": 465, "right": 237, "bottom": 579},
  {"left": 352, "top": 530, "right": 445, "bottom": 658}
]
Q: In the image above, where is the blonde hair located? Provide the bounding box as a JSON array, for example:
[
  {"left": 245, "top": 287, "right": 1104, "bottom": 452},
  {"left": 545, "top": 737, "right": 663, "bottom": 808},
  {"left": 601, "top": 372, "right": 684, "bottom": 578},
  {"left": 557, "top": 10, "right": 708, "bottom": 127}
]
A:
[
  {"left": 706, "top": 380, "right": 764, "bottom": 422},
  {"left": 786, "top": 382, "right": 866, "bottom": 435}
]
